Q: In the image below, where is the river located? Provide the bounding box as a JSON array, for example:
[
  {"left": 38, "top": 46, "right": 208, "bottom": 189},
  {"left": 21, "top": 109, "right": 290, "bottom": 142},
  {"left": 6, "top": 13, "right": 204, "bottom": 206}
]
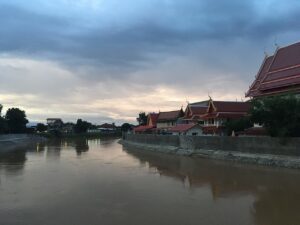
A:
[{"left": 0, "top": 137, "right": 300, "bottom": 225}]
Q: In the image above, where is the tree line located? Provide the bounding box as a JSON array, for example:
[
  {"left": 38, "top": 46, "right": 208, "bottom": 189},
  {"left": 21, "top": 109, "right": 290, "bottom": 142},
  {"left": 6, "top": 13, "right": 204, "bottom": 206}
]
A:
[{"left": 0, "top": 104, "right": 28, "bottom": 134}]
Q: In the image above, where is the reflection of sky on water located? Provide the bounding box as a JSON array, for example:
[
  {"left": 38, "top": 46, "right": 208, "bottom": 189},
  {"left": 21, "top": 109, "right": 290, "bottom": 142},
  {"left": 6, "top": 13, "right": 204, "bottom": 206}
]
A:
[{"left": 0, "top": 138, "right": 300, "bottom": 225}]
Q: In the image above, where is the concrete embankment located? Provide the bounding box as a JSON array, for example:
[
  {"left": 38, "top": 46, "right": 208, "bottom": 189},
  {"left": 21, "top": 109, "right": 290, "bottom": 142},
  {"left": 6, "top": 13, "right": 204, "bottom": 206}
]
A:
[
  {"left": 121, "top": 134, "right": 300, "bottom": 169},
  {"left": 0, "top": 134, "right": 46, "bottom": 153}
]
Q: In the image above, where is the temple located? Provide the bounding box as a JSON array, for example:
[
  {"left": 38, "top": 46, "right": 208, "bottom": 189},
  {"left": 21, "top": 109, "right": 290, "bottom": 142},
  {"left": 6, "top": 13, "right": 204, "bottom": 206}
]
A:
[
  {"left": 201, "top": 99, "right": 250, "bottom": 135},
  {"left": 246, "top": 41, "right": 300, "bottom": 98},
  {"left": 181, "top": 101, "right": 209, "bottom": 124}
]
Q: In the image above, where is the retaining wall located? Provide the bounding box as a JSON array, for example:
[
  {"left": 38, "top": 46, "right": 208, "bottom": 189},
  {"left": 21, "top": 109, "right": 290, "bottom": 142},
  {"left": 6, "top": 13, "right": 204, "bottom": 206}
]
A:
[
  {"left": 0, "top": 134, "right": 46, "bottom": 153},
  {"left": 124, "top": 134, "right": 300, "bottom": 156}
]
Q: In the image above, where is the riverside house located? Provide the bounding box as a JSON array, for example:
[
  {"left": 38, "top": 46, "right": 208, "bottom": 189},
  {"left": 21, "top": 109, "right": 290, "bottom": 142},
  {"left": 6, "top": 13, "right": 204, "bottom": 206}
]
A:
[
  {"left": 133, "top": 113, "right": 159, "bottom": 134},
  {"left": 201, "top": 99, "right": 250, "bottom": 135},
  {"left": 182, "top": 100, "right": 209, "bottom": 125},
  {"left": 246, "top": 41, "right": 300, "bottom": 98},
  {"left": 169, "top": 124, "right": 203, "bottom": 136},
  {"left": 156, "top": 109, "right": 184, "bottom": 130},
  {"left": 98, "top": 123, "right": 117, "bottom": 133},
  {"left": 134, "top": 110, "right": 184, "bottom": 134}
]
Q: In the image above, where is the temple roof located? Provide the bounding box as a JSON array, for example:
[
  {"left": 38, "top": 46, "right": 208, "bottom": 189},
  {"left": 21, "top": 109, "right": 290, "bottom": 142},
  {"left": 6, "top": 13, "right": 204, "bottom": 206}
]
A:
[
  {"left": 157, "top": 109, "right": 184, "bottom": 122},
  {"left": 212, "top": 101, "right": 250, "bottom": 113},
  {"left": 201, "top": 99, "right": 250, "bottom": 119},
  {"left": 147, "top": 113, "right": 159, "bottom": 126},
  {"left": 246, "top": 41, "right": 300, "bottom": 98},
  {"left": 183, "top": 100, "right": 209, "bottom": 120}
]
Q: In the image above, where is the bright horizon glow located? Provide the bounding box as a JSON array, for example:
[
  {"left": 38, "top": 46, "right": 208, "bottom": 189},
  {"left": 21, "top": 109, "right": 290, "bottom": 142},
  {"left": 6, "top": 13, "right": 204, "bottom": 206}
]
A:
[{"left": 0, "top": 0, "right": 300, "bottom": 124}]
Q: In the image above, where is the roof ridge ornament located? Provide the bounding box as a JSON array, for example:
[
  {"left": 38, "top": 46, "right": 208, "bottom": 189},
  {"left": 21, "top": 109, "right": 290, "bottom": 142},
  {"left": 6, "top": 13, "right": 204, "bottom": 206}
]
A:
[
  {"left": 264, "top": 46, "right": 268, "bottom": 57},
  {"left": 274, "top": 36, "right": 280, "bottom": 50}
]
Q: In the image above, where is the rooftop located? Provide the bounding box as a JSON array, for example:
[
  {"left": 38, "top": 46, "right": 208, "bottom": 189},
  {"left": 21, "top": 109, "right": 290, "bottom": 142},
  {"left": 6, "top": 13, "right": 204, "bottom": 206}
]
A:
[
  {"left": 157, "top": 110, "right": 184, "bottom": 121},
  {"left": 246, "top": 41, "right": 300, "bottom": 98}
]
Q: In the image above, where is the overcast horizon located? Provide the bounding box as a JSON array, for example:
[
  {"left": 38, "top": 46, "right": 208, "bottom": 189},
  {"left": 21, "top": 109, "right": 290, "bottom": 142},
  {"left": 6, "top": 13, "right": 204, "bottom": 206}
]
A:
[{"left": 0, "top": 0, "right": 300, "bottom": 125}]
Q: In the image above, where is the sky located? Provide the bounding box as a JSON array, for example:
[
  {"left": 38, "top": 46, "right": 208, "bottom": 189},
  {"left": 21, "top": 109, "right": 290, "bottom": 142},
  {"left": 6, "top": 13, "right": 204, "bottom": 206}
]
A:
[{"left": 0, "top": 0, "right": 300, "bottom": 125}]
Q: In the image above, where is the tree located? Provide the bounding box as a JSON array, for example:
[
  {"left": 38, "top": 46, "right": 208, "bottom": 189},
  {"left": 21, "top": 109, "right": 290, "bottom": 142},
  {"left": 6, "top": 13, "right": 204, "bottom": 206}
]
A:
[
  {"left": 5, "top": 108, "right": 28, "bottom": 133},
  {"left": 250, "top": 95, "right": 300, "bottom": 137},
  {"left": 121, "top": 123, "right": 134, "bottom": 132},
  {"left": 36, "top": 123, "right": 47, "bottom": 133},
  {"left": 224, "top": 116, "right": 252, "bottom": 136},
  {"left": 74, "top": 119, "right": 92, "bottom": 133},
  {"left": 136, "top": 112, "right": 147, "bottom": 125}
]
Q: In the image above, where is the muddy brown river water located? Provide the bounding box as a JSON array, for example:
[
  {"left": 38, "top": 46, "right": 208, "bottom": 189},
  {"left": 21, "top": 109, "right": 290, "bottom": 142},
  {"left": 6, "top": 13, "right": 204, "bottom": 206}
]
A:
[{"left": 0, "top": 138, "right": 300, "bottom": 225}]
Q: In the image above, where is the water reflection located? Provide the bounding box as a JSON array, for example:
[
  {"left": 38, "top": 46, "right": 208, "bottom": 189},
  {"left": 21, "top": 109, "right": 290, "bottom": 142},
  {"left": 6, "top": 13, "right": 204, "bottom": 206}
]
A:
[
  {"left": 1, "top": 138, "right": 300, "bottom": 225},
  {"left": 0, "top": 150, "right": 26, "bottom": 175},
  {"left": 123, "top": 147, "right": 300, "bottom": 225},
  {"left": 74, "top": 138, "right": 89, "bottom": 155}
]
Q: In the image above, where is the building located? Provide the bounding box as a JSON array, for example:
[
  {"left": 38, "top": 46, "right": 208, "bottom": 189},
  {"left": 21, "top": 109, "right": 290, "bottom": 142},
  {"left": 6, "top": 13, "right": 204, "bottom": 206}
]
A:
[
  {"left": 147, "top": 113, "right": 159, "bottom": 127},
  {"left": 156, "top": 109, "right": 184, "bottom": 129},
  {"left": 201, "top": 99, "right": 250, "bottom": 135},
  {"left": 246, "top": 41, "right": 300, "bottom": 98},
  {"left": 182, "top": 101, "right": 209, "bottom": 125},
  {"left": 98, "top": 123, "right": 117, "bottom": 133},
  {"left": 47, "top": 118, "right": 63, "bottom": 130},
  {"left": 62, "top": 123, "right": 74, "bottom": 133},
  {"left": 169, "top": 124, "right": 203, "bottom": 136},
  {"left": 133, "top": 113, "right": 159, "bottom": 134}
]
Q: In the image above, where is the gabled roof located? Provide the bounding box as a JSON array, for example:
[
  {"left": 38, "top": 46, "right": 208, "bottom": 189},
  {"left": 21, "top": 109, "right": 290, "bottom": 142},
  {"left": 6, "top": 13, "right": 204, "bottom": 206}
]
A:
[
  {"left": 183, "top": 100, "right": 209, "bottom": 120},
  {"left": 201, "top": 99, "right": 250, "bottom": 119},
  {"left": 147, "top": 113, "right": 159, "bottom": 126},
  {"left": 246, "top": 41, "right": 300, "bottom": 98},
  {"left": 211, "top": 101, "right": 250, "bottom": 113},
  {"left": 189, "top": 100, "right": 209, "bottom": 107},
  {"left": 157, "top": 109, "right": 184, "bottom": 122},
  {"left": 169, "top": 124, "right": 201, "bottom": 132},
  {"left": 190, "top": 106, "right": 208, "bottom": 114}
]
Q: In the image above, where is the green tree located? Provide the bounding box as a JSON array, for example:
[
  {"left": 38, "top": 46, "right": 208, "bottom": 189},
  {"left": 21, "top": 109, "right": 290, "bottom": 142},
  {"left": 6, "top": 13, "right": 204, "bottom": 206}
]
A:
[
  {"left": 5, "top": 108, "right": 29, "bottom": 133},
  {"left": 36, "top": 123, "right": 47, "bottom": 133},
  {"left": 136, "top": 112, "right": 147, "bottom": 125},
  {"left": 121, "top": 123, "right": 134, "bottom": 132},
  {"left": 74, "top": 119, "right": 92, "bottom": 133},
  {"left": 250, "top": 95, "right": 300, "bottom": 137},
  {"left": 224, "top": 116, "right": 252, "bottom": 136}
]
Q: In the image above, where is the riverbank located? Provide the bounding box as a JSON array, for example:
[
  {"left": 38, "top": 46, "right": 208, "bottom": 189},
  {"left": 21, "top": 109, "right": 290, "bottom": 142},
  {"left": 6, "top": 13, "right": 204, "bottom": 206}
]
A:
[
  {"left": 121, "top": 134, "right": 300, "bottom": 169},
  {"left": 0, "top": 134, "right": 46, "bottom": 153}
]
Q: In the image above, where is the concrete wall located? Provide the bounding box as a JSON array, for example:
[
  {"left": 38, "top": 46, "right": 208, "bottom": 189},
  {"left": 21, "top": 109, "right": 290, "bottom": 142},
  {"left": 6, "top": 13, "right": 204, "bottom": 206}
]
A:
[
  {"left": 124, "top": 134, "right": 300, "bottom": 156},
  {"left": 0, "top": 134, "right": 45, "bottom": 153}
]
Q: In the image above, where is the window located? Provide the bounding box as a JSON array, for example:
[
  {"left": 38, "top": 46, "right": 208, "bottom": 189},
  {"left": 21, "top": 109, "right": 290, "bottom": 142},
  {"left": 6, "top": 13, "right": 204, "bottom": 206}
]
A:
[{"left": 208, "top": 118, "right": 214, "bottom": 125}]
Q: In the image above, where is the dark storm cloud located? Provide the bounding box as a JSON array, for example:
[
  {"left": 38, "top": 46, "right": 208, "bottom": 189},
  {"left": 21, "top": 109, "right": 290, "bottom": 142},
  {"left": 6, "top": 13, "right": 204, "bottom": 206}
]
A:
[
  {"left": 1, "top": 0, "right": 300, "bottom": 77},
  {"left": 0, "top": 5, "right": 70, "bottom": 53}
]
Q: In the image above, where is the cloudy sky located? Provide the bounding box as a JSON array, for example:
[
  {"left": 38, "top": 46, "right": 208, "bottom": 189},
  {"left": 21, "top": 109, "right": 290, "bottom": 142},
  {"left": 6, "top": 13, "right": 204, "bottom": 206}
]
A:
[{"left": 0, "top": 0, "right": 299, "bottom": 124}]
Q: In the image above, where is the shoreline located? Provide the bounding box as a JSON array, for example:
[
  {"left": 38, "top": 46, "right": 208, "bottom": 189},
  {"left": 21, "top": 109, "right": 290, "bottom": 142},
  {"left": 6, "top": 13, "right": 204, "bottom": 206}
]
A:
[
  {"left": 120, "top": 140, "right": 300, "bottom": 170},
  {"left": 0, "top": 134, "right": 47, "bottom": 153}
]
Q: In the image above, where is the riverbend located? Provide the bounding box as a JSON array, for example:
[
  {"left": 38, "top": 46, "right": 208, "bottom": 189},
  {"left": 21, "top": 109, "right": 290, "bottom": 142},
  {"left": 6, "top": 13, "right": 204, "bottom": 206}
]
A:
[{"left": 1, "top": 137, "right": 300, "bottom": 225}]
